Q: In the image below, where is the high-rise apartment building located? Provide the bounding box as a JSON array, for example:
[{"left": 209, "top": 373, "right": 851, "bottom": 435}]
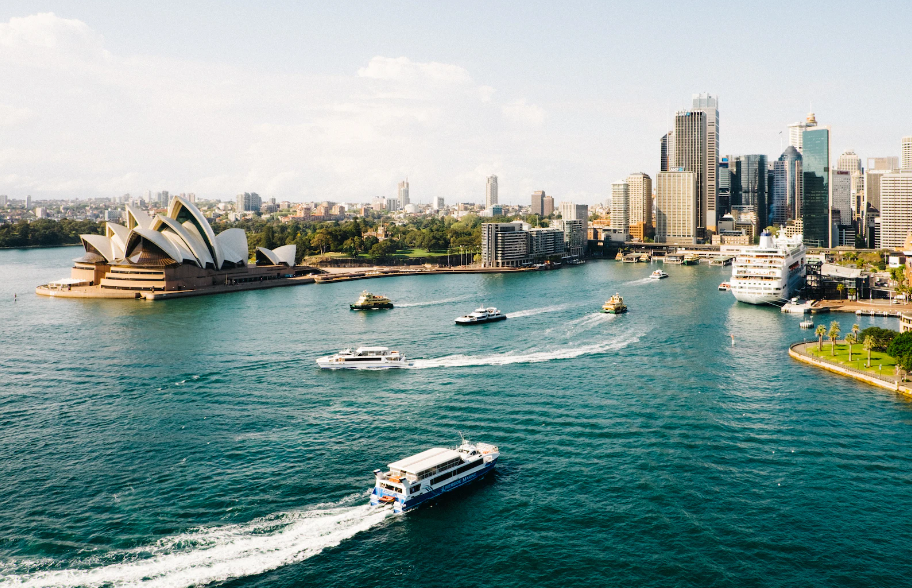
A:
[
  {"left": 0, "top": 195, "right": 7, "bottom": 207},
  {"left": 25, "top": 195, "right": 31, "bottom": 210},
  {"left": 611, "top": 181, "right": 630, "bottom": 232},
  {"left": 801, "top": 126, "right": 831, "bottom": 247},
  {"left": 831, "top": 170, "right": 853, "bottom": 226},
  {"left": 433, "top": 196, "right": 445, "bottom": 210},
  {"left": 655, "top": 171, "right": 697, "bottom": 245},
  {"left": 660, "top": 131, "right": 675, "bottom": 171},
  {"left": 543, "top": 195, "right": 554, "bottom": 216},
  {"left": 864, "top": 157, "right": 900, "bottom": 210},
  {"left": 851, "top": 171, "right": 864, "bottom": 216},
  {"left": 880, "top": 172, "right": 912, "bottom": 248},
  {"left": 836, "top": 150, "right": 862, "bottom": 174},
  {"left": 486, "top": 175, "right": 498, "bottom": 209},
  {"left": 482, "top": 222, "right": 529, "bottom": 267},
  {"left": 903, "top": 136, "right": 912, "bottom": 170},
  {"left": 531, "top": 190, "right": 546, "bottom": 216},
  {"left": 718, "top": 159, "right": 731, "bottom": 216},
  {"left": 770, "top": 146, "right": 802, "bottom": 226},
  {"left": 692, "top": 93, "right": 719, "bottom": 232},
  {"left": 398, "top": 180, "right": 409, "bottom": 207},
  {"left": 235, "top": 192, "right": 262, "bottom": 212},
  {"left": 626, "top": 173, "right": 653, "bottom": 236},
  {"left": 558, "top": 202, "right": 589, "bottom": 252},
  {"left": 674, "top": 110, "right": 708, "bottom": 239}
]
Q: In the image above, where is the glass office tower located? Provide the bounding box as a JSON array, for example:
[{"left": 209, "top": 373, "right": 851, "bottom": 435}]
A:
[{"left": 801, "top": 127, "right": 830, "bottom": 247}]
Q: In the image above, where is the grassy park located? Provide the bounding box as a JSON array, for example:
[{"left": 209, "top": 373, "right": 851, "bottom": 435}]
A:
[{"left": 806, "top": 341, "right": 898, "bottom": 378}]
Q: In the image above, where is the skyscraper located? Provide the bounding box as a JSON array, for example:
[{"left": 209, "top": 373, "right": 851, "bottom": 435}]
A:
[
  {"left": 655, "top": 171, "right": 697, "bottom": 245},
  {"left": 831, "top": 170, "right": 853, "bottom": 226},
  {"left": 836, "top": 150, "right": 862, "bottom": 174},
  {"left": 611, "top": 181, "right": 629, "bottom": 232},
  {"left": 865, "top": 157, "right": 899, "bottom": 210},
  {"left": 902, "top": 137, "right": 912, "bottom": 170},
  {"left": 674, "top": 110, "right": 708, "bottom": 239},
  {"left": 692, "top": 93, "right": 719, "bottom": 232},
  {"left": 626, "top": 172, "right": 653, "bottom": 235},
  {"left": 433, "top": 196, "right": 445, "bottom": 210},
  {"left": 486, "top": 175, "right": 498, "bottom": 209},
  {"left": 718, "top": 159, "right": 731, "bottom": 217},
  {"left": 801, "top": 126, "right": 831, "bottom": 247},
  {"left": 558, "top": 202, "right": 589, "bottom": 244},
  {"left": 660, "top": 131, "right": 675, "bottom": 172},
  {"left": 398, "top": 180, "right": 409, "bottom": 207},
  {"left": 727, "top": 155, "right": 767, "bottom": 230},
  {"left": 880, "top": 171, "right": 912, "bottom": 248},
  {"left": 531, "top": 190, "right": 546, "bottom": 216},
  {"left": 787, "top": 112, "right": 817, "bottom": 153},
  {"left": 770, "top": 146, "right": 802, "bottom": 226},
  {"left": 543, "top": 195, "right": 554, "bottom": 216}
]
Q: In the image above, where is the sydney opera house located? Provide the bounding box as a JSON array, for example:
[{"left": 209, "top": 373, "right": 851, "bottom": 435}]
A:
[{"left": 37, "top": 196, "right": 313, "bottom": 299}]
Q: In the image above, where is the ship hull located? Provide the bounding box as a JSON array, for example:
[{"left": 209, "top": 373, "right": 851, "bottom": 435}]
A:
[
  {"left": 455, "top": 315, "right": 507, "bottom": 325},
  {"left": 371, "top": 460, "right": 497, "bottom": 514}
]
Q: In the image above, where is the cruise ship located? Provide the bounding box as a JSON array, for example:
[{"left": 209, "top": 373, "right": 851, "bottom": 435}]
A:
[
  {"left": 730, "top": 231, "right": 806, "bottom": 305},
  {"left": 370, "top": 439, "right": 499, "bottom": 514}
]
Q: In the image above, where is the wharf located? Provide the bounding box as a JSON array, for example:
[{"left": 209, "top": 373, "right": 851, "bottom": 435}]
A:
[
  {"left": 314, "top": 265, "right": 536, "bottom": 283},
  {"left": 811, "top": 299, "right": 912, "bottom": 316},
  {"left": 36, "top": 275, "right": 318, "bottom": 300}
]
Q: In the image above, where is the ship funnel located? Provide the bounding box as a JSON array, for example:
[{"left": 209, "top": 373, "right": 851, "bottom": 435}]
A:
[{"left": 758, "top": 230, "right": 775, "bottom": 249}]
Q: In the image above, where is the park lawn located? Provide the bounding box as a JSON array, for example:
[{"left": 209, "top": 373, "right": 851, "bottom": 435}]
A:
[
  {"left": 393, "top": 248, "right": 452, "bottom": 258},
  {"left": 808, "top": 342, "right": 898, "bottom": 376}
]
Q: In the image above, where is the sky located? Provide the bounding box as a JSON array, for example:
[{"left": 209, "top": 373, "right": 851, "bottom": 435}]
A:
[{"left": 1, "top": 0, "right": 910, "bottom": 205}]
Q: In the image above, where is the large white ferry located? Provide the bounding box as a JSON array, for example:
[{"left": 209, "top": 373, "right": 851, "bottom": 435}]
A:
[
  {"left": 316, "top": 347, "right": 412, "bottom": 369},
  {"left": 370, "top": 439, "right": 499, "bottom": 513},
  {"left": 730, "top": 231, "right": 806, "bottom": 305}
]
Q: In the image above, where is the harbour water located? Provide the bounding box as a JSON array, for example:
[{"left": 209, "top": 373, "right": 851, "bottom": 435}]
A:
[{"left": 1, "top": 247, "right": 912, "bottom": 587}]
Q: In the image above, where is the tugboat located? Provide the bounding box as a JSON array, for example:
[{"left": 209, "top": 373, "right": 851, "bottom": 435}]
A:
[
  {"left": 455, "top": 307, "right": 507, "bottom": 325},
  {"left": 350, "top": 291, "right": 393, "bottom": 310},
  {"left": 370, "top": 437, "right": 499, "bottom": 514},
  {"left": 316, "top": 346, "right": 412, "bottom": 369},
  {"left": 649, "top": 269, "right": 669, "bottom": 280},
  {"left": 601, "top": 293, "right": 627, "bottom": 314}
]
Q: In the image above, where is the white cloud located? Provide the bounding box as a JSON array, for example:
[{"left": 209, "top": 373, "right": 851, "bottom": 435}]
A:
[
  {"left": 502, "top": 99, "right": 545, "bottom": 127},
  {"left": 0, "top": 13, "right": 605, "bottom": 204}
]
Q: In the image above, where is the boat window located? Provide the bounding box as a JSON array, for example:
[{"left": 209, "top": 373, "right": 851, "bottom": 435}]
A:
[
  {"left": 380, "top": 483, "right": 400, "bottom": 492},
  {"left": 431, "top": 471, "right": 454, "bottom": 485}
]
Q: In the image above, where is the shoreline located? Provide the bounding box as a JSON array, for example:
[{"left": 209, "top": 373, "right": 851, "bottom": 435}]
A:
[{"left": 788, "top": 341, "right": 912, "bottom": 398}]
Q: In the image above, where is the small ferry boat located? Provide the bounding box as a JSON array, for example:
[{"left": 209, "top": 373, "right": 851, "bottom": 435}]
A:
[
  {"left": 650, "top": 270, "right": 669, "bottom": 280},
  {"left": 601, "top": 293, "right": 627, "bottom": 314},
  {"left": 316, "top": 347, "right": 412, "bottom": 369},
  {"left": 682, "top": 253, "right": 700, "bottom": 265},
  {"left": 455, "top": 307, "right": 507, "bottom": 325},
  {"left": 718, "top": 282, "right": 731, "bottom": 291},
  {"left": 350, "top": 291, "right": 393, "bottom": 310},
  {"left": 615, "top": 251, "right": 624, "bottom": 261},
  {"left": 370, "top": 438, "right": 500, "bottom": 514}
]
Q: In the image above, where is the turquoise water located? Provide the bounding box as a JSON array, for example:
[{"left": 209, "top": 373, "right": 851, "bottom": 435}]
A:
[{"left": 1, "top": 247, "right": 911, "bottom": 587}]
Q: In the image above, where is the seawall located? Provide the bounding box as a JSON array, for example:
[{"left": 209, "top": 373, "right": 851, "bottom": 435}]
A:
[{"left": 788, "top": 342, "right": 912, "bottom": 398}]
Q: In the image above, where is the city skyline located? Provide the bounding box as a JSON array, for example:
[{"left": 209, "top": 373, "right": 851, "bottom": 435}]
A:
[{"left": 1, "top": 2, "right": 911, "bottom": 205}]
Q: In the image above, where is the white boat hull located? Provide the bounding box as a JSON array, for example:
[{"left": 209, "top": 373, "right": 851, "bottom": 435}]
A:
[{"left": 316, "top": 359, "right": 412, "bottom": 369}]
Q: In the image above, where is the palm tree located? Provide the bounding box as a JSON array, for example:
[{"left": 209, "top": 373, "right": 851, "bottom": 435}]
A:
[
  {"left": 815, "top": 325, "right": 826, "bottom": 352},
  {"left": 863, "top": 335, "right": 874, "bottom": 368},
  {"left": 852, "top": 323, "right": 860, "bottom": 343},
  {"left": 828, "top": 321, "right": 841, "bottom": 356},
  {"left": 845, "top": 333, "right": 856, "bottom": 363},
  {"left": 836, "top": 284, "right": 846, "bottom": 299}
]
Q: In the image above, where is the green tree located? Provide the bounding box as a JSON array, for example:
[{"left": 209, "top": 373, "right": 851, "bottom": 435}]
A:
[
  {"left": 836, "top": 283, "right": 845, "bottom": 299},
  {"left": 312, "top": 231, "right": 333, "bottom": 255},
  {"left": 858, "top": 327, "right": 897, "bottom": 351},
  {"left": 845, "top": 333, "right": 856, "bottom": 362},
  {"left": 886, "top": 331, "right": 912, "bottom": 359},
  {"left": 863, "top": 335, "right": 874, "bottom": 367},
  {"left": 852, "top": 323, "right": 860, "bottom": 343},
  {"left": 828, "top": 321, "right": 841, "bottom": 356},
  {"left": 816, "top": 325, "right": 826, "bottom": 352}
]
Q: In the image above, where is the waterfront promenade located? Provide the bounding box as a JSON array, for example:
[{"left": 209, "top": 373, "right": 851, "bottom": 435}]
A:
[{"left": 789, "top": 341, "right": 912, "bottom": 398}]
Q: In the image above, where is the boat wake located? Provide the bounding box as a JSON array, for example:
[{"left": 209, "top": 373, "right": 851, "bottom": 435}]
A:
[
  {"left": 0, "top": 498, "right": 390, "bottom": 588},
  {"left": 621, "top": 277, "right": 655, "bottom": 286},
  {"left": 412, "top": 336, "right": 637, "bottom": 369},
  {"left": 506, "top": 303, "right": 573, "bottom": 319},
  {"left": 397, "top": 295, "right": 472, "bottom": 308}
]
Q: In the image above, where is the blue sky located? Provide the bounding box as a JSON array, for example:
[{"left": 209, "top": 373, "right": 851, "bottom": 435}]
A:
[{"left": 1, "top": 1, "right": 910, "bottom": 204}]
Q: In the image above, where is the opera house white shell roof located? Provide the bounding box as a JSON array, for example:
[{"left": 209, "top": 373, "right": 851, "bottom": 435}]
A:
[{"left": 78, "top": 196, "right": 295, "bottom": 270}]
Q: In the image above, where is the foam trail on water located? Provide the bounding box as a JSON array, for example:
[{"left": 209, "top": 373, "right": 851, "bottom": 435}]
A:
[
  {"left": 1, "top": 499, "right": 390, "bottom": 588},
  {"left": 412, "top": 336, "right": 637, "bottom": 369},
  {"left": 621, "top": 277, "right": 655, "bottom": 286},
  {"left": 506, "top": 303, "right": 573, "bottom": 319},
  {"left": 397, "top": 295, "right": 472, "bottom": 308}
]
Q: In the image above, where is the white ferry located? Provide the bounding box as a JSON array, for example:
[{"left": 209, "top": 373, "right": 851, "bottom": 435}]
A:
[
  {"left": 455, "top": 307, "right": 507, "bottom": 324},
  {"left": 316, "top": 347, "right": 412, "bottom": 369},
  {"left": 649, "top": 269, "right": 669, "bottom": 280},
  {"left": 730, "top": 231, "right": 806, "bottom": 305},
  {"left": 370, "top": 439, "right": 499, "bottom": 514}
]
